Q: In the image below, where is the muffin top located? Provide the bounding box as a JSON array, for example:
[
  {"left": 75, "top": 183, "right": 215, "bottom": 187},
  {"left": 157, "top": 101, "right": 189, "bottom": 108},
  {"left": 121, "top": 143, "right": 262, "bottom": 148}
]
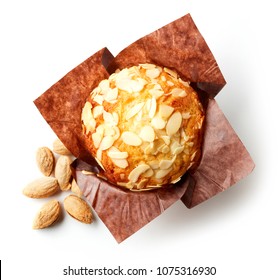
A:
[{"left": 81, "top": 64, "right": 204, "bottom": 190}]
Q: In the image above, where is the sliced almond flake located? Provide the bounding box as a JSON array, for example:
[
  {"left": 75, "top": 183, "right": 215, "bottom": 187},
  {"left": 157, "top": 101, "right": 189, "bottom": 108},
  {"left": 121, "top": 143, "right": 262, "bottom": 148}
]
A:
[
  {"left": 155, "top": 167, "right": 172, "bottom": 179},
  {"left": 166, "top": 111, "right": 182, "bottom": 136},
  {"left": 107, "top": 150, "right": 128, "bottom": 159},
  {"left": 128, "top": 164, "right": 150, "bottom": 183},
  {"left": 139, "top": 63, "right": 156, "bottom": 69},
  {"left": 108, "top": 73, "right": 117, "bottom": 81},
  {"left": 146, "top": 68, "right": 161, "bottom": 79},
  {"left": 149, "top": 97, "right": 157, "bottom": 118},
  {"left": 126, "top": 182, "right": 135, "bottom": 189},
  {"left": 162, "top": 145, "right": 170, "bottom": 153},
  {"left": 149, "top": 84, "right": 164, "bottom": 99},
  {"left": 173, "top": 146, "right": 184, "bottom": 155},
  {"left": 116, "top": 77, "right": 146, "bottom": 93},
  {"left": 112, "top": 126, "right": 120, "bottom": 141},
  {"left": 179, "top": 90, "right": 187, "bottom": 97},
  {"left": 164, "top": 67, "right": 178, "bottom": 79},
  {"left": 85, "top": 118, "right": 96, "bottom": 134},
  {"left": 149, "top": 160, "right": 159, "bottom": 169},
  {"left": 157, "top": 143, "right": 167, "bottom": 152},
  {"left": 81, "top": 101, "right": 93, "bottom": 123},
  {"left": 178, "top": 78, "right": 190, "bottom": 87},
  {"left": 137, "top": 178, "right": 149, "bottom": 189},
  {"left": 95, "top": 158, "right": 105, "bottom": 171},
  {"left": 90, "top": 87, "right": 100, "bottom": 98},
  {"left": 92, "top": 132, "right": 103, "bottom": 149},
  {"left": 170, "top": 141, "right": 182, "bottom": 154},
  {"left": 95, "top": 124, "right": 104, "bottom": 135},
  {"left": 103, "top": 111, "right": 114, "bottom": 124},
  {"left": 93, "top": 94, "right": 103, "bottom": 105},
  {"left": 99, "top": 135, "right": 114, "bottom": 150},
  {"left": 125, "top": 102, "right": 145, "bottom": 120},
  {"left": 171, "top": 176, "right": 181, "bottom": 184},
  {"left": 143, "top": 168, "right": 154, "bottom": 178},
  {"left": 144, "top": 142, "right": 154, "bottom": 155},
  {"left": 93, "top": 105, "right": 104, "bottom": 118},
  {"left": 96, "top": 149, "right": 102, "bottom": 161},
  {"left": 99, "top": 79, "right": 110, "bottom": 93},
  {"left": 161, "top": 76, "right": 166, "bottom": 82},
  {"left": 170, "top": 88, "right": 186, "bottom": 97},
  {"left": 180, "top": 129, "right": 189, "bottom": 142},
  {"left": 167, "top": 81, "right": 174, "bottom": 86},
  {"left": 151, "top": 116, "right": 166, "bottom": 129},
  {"left": 111, "top": 158, "right": 128, "bottom": 169},
  {"left": 182, "top": 112, "right": 191, "bottom": 119},
  {"left": 104, "top": 87, "right": 118, "bottom": 102},
  {"left": 159, "top": 104, "right": 174, "bottom": 119},
  {"left": 161, "top": 135, "right": 171, "bottom": 145},
  {"left": 139, "top": 125, "right": 155, "bottom": 142},
  {"left": 121, "top": 131, "right": 142, "bottom": 146},
  {"left": 104, "top": 126, "right": 115, "bottom": 136},
  {"left": 187, "top": 162, "right": 195, "bottom": 170},
  {"left": 135, "top": 109, "right": 143, "bottom": 122},
  {"left": 117, "top": 182, "right": 128, "bottom": 187},
  {"left": 159, "top": 159, "right": 173, "bottom": 170},
  {"left": 190, "top": 150, "right": 197, "bottom": 161}
]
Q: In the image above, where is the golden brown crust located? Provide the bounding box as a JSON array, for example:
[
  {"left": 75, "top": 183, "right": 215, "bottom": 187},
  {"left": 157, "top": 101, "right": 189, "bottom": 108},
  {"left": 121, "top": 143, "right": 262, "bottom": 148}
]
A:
[{"left": 81, "top": 64, "right": 204, "bottom": 190}]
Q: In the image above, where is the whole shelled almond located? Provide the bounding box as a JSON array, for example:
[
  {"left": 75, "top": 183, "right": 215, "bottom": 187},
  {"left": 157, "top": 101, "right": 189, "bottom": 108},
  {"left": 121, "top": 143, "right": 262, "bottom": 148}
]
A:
[
  {"left": 63, "top": 195, "right": 93, "bottom": 224},
  {"left": 36, "top": 147, "right": 55, "bottom": 176},
  {"left": 23, "top": 177, "right": 60, "bottom": 198},
  {"left": 55, "top": 156, "right": 72, "bottom": 191},
  {"left": 53, "top": 138, "right": 71, "bottom": 155},
  {"left": 33, "top": 200, "right": 60, "bottom": 229}
]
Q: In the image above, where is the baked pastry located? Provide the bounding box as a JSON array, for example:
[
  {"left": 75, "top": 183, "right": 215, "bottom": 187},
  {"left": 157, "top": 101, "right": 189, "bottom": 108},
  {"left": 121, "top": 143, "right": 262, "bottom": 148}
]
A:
[{"left": 81, "top": 64, "right": 204, "bottom": 190}]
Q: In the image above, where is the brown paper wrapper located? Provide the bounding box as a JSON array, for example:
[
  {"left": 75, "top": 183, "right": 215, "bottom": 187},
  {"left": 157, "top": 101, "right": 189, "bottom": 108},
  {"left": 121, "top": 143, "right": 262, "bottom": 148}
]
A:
[{"left": 34, "top": 14, "right": 255, "bottom": 242}]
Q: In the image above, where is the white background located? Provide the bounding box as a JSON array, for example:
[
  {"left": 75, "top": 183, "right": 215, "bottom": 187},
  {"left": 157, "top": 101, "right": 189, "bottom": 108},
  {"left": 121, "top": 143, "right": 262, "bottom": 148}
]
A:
[{"left": 0, "top": 0, "right": 277, "bottom": 279}]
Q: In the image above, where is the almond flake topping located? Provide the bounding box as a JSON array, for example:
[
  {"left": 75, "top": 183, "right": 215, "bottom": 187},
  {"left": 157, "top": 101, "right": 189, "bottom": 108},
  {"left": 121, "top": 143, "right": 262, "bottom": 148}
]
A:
[
  {"left": 121, "top": 131, "right": 142, "bottom": 146},
  {"left": 164, "top": 67, "right": 178, "bottom": 79},
  {"left": 159, "top": 159, "right": 173, "bottom": 170},
  {"left": 155, "top": 167, "right": 172, "bottom": 179},
  {"left": 98, "top": 79, "right": 110, "bottom": 93},
  {"left": 151, "top": 116, "right": 166, "bottom": 129},
  {"left": 166, "top": 111, "right": 182, "bottom": 136},
  {"left": 126, "top": 102, "right": 145, "bottom": 120},
  {"left": 107, "top": 147, "right": 128, "bottom": 159},
  {"left": 170, "top": 88, "right": 186, "bottom": 97},
  {"left": 149, "top": 84, "right": 164, "bottom": 99},
  {"left": 139, "top": 125, "right": 155, "bottom": 142},
  {"left": 149, "top": 97, "right": 157, "bottom": 118},
  {"left": 81, "top": 102, "right": 93, "bottom": 125},
  {"left": 92, "top": 132, "right": 103, "bottom": 149},
  {"left": 128, "top": 164, "right": 150, "bottom": 183},
  {"left": 116, "top": 77, "right": 146, "bottom": 93},
  {"left": 104, "top": 87, "right": 118, "bottom": 102},
  {"left": 182, "top": 112, "right": 191, "bottom": 119},
  {"left": 99, "top": 135, "right": 114, "bottom": 151},
  {"left": 111, "top": 158, "right": 128, "bottom": 169},
  {"left": 159, "top": 104, "right": 174, "bottom": 119},
  {"left": 139, "top": 63, "right": 156, "bottom": 69},
  {"left": 93, "top": 105, "right": 104, "bottom": 118},
  {"left": 146, "top": 68, "right": 161, "bottom": 79}
]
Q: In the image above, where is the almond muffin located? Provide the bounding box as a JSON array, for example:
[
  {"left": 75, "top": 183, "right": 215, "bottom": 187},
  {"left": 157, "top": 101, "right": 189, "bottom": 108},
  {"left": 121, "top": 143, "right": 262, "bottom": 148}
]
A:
[{"left": 81, "top": 64, "right": 204, "bottom": 190}]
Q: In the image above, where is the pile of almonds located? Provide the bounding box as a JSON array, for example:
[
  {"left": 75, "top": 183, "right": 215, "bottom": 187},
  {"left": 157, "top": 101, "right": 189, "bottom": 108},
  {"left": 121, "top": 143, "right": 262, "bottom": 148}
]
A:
[{"left": 22, "top": 138, "right": 93, "bottom": 229}]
